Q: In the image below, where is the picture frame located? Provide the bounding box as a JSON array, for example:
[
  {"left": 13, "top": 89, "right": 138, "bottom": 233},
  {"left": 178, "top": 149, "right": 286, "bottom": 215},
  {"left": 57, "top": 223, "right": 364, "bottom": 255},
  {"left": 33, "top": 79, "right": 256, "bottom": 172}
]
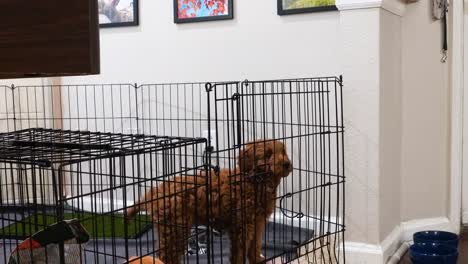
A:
[
  {"left": 277, "top": 0, "right": 337, "bottom": 15},
  {"left": 99, "top": 0, "right": 139, "bottom": 28},
  {"left": 174, "top": 0, "right": 234, "bottom": 24}
]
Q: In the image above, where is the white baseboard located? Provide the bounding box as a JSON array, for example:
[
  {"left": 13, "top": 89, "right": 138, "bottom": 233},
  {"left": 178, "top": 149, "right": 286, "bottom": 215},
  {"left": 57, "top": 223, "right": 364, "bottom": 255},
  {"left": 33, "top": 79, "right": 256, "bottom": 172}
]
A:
[
  {"left": 380, "top": 225, "right": 403, "bottom": 263},
  {"left": 343, "top": 225, "right": 401, "bottom": 264},
  {"left": 463, "top": 211, "right": 468, "bottom": 225},
  {"left": 65, "top": 197, "right": 128, "bottom": 214},
  {"left": 344, "top": 242, "right": 384, "bottom": 264},
  {"left": 343, "top": 217, "right": 454, "bottom": 264}
]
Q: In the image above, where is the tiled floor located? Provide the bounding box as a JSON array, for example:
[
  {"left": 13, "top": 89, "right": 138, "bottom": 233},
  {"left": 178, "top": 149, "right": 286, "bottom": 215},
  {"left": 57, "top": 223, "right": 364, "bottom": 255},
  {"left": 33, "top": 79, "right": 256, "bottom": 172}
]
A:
[{"left": 399, "top": 230, "right": 467, "bottom": 263}]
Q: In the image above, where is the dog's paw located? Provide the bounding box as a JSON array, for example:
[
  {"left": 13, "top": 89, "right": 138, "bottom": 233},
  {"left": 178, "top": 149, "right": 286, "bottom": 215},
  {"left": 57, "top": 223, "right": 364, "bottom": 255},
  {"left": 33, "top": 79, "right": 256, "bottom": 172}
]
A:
[{"left": 255, "top": 254, "right": 266, "bottom": 263}]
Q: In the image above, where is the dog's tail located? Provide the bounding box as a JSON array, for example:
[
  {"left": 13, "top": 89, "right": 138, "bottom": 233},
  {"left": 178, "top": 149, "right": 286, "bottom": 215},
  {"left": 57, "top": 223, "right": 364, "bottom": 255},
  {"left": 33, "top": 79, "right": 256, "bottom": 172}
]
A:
[
  {"left": 125, "top": 203, "right": 140, "bottom": 223},
  {"left": 125, "top": 188, "right": 157, "bottom": 224},
  {"left": 125, "top": 175, "right": 202, "bottom": 223}
]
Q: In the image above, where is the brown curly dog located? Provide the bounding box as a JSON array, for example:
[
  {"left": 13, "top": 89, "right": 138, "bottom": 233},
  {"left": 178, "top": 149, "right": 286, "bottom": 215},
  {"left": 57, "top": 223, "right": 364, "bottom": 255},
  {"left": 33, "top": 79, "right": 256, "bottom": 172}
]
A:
[{"left": 125, "top": 140, "right": 292, "bottom": 264}]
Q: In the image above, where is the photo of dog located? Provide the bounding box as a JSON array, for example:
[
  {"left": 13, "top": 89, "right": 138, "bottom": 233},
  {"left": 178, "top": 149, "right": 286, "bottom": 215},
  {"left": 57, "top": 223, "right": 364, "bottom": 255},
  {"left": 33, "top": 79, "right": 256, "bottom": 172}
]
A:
[
  {"left": 98, "top": 0, "right": 138, "bottom": 27},
  {"left": 125, "top": 139, "right": 293, "bottom": 264}
]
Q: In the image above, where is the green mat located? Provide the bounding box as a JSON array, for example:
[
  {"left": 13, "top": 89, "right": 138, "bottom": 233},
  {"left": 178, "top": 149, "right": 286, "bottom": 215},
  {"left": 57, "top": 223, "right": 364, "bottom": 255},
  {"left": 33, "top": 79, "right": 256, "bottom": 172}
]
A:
[{"left": 0, "top": 212, "right": 152, "bottom": 239}]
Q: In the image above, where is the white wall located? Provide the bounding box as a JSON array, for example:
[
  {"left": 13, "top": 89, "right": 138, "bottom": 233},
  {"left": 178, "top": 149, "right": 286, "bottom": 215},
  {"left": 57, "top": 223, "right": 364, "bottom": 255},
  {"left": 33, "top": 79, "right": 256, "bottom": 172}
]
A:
[
  {"left": 65, "top": 0, "right": 341, "bottom": 84},
  {"left": 401, "top": 0, "right": 450, "bottom": 221},
  {"left": 379, "top": 8, "right": 402, "bottom": 241},
  {"left": 463, "top": 1, "right": 468, "bottom": 225},
  {"left": 339, "top": 8, "right": 381, "bottom": 244}
]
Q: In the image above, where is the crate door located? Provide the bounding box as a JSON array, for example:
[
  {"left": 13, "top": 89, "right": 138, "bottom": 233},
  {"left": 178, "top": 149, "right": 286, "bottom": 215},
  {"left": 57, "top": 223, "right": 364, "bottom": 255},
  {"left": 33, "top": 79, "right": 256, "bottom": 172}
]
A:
[
  {"left": 209, "top": 80, "right": 338, "bottom": 262},
  {"left": 237, "top": 79, "right": 345, "bottom": 248}
]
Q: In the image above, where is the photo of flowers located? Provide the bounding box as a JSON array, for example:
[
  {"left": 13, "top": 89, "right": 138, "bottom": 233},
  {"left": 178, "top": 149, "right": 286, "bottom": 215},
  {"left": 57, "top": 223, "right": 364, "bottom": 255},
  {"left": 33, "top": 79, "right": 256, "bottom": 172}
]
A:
[
  {"left": 278, "top": 0, "right": 337, "bottom": 15},
  {"left": 174, "top": 0, "right": 234, "bottom": 23},
  {"left": 98, "top": 0, "right": 139, "bottom": 28}
]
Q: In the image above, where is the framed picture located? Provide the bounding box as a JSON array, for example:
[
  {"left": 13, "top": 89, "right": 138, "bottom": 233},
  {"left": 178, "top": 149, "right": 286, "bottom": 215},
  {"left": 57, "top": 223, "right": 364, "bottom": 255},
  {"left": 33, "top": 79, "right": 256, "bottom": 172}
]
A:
[
  {"left": 174, "top": 0, "right": 233, "bottom": 24},
  {"left": 278, "top": 0, "right": 337, "bottom": 15},
  {"left": 98, "top": 0, "right": 139, "bottom": 28}
]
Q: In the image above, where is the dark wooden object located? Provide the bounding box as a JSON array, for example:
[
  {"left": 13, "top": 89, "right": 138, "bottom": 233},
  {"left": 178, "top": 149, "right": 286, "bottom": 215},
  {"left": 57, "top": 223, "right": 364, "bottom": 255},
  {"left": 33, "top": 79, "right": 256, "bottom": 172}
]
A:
[{"left": 0, "top": 0, "right": 100, "bottom": 79}]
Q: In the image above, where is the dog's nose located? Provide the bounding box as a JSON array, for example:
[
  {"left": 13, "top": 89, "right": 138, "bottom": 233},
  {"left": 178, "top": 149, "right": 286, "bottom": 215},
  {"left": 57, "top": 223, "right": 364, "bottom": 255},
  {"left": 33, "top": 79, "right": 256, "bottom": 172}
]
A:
[{"left": 283, "top": 161, "right": 291, "bottom": 170}]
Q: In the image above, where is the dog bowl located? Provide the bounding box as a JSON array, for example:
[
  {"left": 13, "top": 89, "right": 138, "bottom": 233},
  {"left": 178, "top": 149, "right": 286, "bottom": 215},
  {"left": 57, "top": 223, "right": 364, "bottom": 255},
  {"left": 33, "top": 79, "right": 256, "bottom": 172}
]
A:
[
  {"left": 410, "top": 243, "right": 458, "bottom": 264},
  {"left": 414, "top": 231, "right": 459, "bottom": 248}
]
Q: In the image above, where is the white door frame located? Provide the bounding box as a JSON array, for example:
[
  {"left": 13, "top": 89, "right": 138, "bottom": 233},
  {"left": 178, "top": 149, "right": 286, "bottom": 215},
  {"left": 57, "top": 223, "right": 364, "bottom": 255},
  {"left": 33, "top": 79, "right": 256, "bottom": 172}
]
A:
[
  {"left": 451, "top": 0, "right": 464, "bottom": 231},
  {"left": 462, "top": 0, "right": 468, "bottom": 225}
]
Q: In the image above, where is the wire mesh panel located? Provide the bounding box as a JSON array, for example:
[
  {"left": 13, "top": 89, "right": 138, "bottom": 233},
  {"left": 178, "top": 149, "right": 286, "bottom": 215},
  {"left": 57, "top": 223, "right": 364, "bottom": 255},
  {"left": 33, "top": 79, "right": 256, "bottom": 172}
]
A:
[
  {"left": 0, "top": 85, "right": 16, "bottom": 133},
  {"left": 0, "top": 84, "right": 138, "bottom": 133},
  {"left": 0, "top": 77, "right": 345, "bottom": 264}
]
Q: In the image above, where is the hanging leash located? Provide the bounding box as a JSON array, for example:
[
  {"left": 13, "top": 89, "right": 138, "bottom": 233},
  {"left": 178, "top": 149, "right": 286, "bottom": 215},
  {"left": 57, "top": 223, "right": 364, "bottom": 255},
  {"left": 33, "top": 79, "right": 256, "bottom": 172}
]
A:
[
  {"left": 433, "top": 0, "right": 449, "bottom": 62},
  {"left": 441, "top": 2, "right": 448, "bottom": 63}
]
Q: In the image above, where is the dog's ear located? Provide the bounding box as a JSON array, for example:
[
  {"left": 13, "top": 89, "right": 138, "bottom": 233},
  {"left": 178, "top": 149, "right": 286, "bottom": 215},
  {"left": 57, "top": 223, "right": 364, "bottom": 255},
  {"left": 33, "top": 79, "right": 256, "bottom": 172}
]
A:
[
  {"left": 238, "top": 144, "right": 254, "bottom": 172},
  {"left": 238, "top": 141, "right": 271, "bottom": 172}
]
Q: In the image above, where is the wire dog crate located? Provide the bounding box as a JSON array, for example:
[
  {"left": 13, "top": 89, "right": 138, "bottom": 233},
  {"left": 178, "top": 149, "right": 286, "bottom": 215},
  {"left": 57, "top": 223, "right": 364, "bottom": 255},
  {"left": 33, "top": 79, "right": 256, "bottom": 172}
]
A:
[
  {"left": 0, "top": 76, "right": 345, "bottom": 264},
  {"left": 0, "top": 128, "right": 207, "bottom": 263}
]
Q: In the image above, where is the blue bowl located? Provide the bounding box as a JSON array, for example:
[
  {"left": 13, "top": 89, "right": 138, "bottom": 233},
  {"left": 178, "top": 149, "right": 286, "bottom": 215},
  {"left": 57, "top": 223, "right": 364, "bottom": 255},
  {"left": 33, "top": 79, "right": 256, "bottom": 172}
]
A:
[
  {"left": 414, "top": 231, "right": 459, "bottom": 248},
  {"left": 410, "top": 243, "right": 458, "bottom": 264}
]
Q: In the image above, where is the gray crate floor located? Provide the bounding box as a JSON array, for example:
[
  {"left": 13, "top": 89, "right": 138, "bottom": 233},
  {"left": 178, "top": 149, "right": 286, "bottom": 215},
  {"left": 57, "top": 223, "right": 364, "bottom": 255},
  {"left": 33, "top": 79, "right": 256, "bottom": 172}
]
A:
[{"left": 1, "top": 213, "right": 314, "bottom": 264}]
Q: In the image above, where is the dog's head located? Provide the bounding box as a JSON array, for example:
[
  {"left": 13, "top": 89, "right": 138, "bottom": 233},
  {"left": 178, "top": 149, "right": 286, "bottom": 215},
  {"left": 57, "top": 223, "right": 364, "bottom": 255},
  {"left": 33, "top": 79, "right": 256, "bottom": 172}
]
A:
[{"left": 238, "top": 139, "right": 292, "bottom": 178}]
